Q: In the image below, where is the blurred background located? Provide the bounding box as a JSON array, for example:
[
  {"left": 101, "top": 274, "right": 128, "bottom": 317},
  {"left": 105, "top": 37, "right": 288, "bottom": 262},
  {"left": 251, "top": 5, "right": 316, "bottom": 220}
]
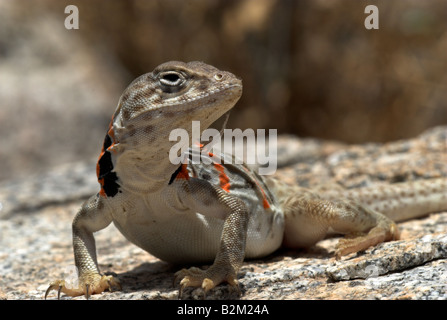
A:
[{"left": 0, "top": 0, "right": 446, "bottom": 182}]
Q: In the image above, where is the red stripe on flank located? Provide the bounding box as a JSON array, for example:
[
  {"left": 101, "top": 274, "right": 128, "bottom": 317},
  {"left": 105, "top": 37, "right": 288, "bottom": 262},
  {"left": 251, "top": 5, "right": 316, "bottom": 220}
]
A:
[
  {"left": 98, "top": 184, "right": 107, "bottom": 198},
  {"left": 176, "top": 163, "right": 190, "bottom": 180},
  {"left": 262, "top": 197, "right": 270, "bottom": 209},
  {"left": 96, "top": 118, "right": 115, "bottom": 198},
  {"left": 240, "top": 166, "right": 270, "bottom": 209},
  {"left": 214, "top": 163, "right": 231, "bottom": 192}
]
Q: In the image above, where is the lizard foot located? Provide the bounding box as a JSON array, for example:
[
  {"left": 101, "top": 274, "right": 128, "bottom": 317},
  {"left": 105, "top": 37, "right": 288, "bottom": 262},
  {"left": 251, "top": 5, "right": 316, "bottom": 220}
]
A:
[
  {"left": 174, "top": 266, "right": 240, "bottom": 299},
  {"left": 335, "top": 222, "right": 400, "bottom": 259},
  {"left": 45, "top": 272, "right": 121, "bottom": 299}
]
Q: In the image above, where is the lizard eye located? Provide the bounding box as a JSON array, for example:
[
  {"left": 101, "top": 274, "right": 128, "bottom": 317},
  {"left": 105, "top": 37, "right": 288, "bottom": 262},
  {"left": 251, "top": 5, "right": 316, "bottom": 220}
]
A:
[{"left": 159, "top": 72, "right": 185, "bottom": 92}]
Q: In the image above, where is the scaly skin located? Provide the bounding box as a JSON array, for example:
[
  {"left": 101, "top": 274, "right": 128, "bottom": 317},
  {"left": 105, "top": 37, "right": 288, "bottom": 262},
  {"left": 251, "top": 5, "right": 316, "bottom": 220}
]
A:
[{"left": 45, "top": 61, "right": 447, "bottom": 299}]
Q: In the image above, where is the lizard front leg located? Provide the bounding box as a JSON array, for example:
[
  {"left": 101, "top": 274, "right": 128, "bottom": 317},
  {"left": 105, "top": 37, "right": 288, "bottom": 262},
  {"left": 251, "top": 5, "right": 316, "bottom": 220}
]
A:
[
  {"left": 45, "top": 194, "right": 121, "bottom": 299},
  {"left": 172, "top": 179, "right": 249, "bottom": 297}
]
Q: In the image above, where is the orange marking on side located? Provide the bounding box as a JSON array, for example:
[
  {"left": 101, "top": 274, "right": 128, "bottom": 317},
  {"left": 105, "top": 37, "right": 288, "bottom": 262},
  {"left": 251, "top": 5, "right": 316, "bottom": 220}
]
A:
[
  {"left": 107, "top": 125, "right": 114, "bottom": 140},
  {"left": 99, "top": 184, "right": 107, "bottom": 197},
  {"left": 214, "top": 163, "right": 231, "bottom": 192},
  {"left": 240, "top": 165, "right": 270, "bottom": 209},
  {"left": 107, "top": 123, "right": 118, "bottom": 153},
  {"left": 96, "top": 158, "right": 102, "bottom": 179},
  {"left": 96, "top": 117, "right": 115, "bottom": 198},
  {"left": 262, "top": 197, "right": 270, "bottom": 209},
  {"left": 96, "top": 148, "right": 106, "bottom": 197},
  {"left": 176, "top": 164, "right": 190, "bottom": 180},
  {"left": 257, "top": 184, "right": 270, "bottom": 209}
]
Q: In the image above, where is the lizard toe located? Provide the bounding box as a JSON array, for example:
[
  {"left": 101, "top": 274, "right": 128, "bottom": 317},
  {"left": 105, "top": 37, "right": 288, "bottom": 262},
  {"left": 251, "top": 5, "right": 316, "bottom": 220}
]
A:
[
  {"left": 174, "top": 266, "right": 240, "bottom": 299},
  {"left": 45, "top": 273, "right": 121, "bottom": 299},
  {"left": 335, "top": 222, "right": 400, "bottom": 259},
  {"left": 45, "top": 280, "right": 65, "bottom": 300}
]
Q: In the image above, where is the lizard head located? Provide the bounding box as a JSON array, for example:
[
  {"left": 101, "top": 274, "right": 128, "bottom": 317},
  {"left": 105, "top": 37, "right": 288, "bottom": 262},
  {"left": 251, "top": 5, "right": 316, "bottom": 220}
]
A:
[
  {"left": 101, "top": 61, "right": 243, "bottom": 188},
  {"left": 114, "top": 61, "right": 242, "bottom": 138}
]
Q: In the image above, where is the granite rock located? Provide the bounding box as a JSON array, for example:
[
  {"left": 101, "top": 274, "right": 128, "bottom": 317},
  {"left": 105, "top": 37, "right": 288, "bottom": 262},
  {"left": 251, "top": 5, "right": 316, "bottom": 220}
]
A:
[{"left": 0, "top": 126, "right": 446, "bottom": 300}]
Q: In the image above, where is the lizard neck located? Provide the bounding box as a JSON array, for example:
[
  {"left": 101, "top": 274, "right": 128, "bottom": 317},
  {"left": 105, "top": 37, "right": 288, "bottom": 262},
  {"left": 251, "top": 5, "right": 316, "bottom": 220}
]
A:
[{"left": 108, "top": 107, "right": 227, "bottom": 194}]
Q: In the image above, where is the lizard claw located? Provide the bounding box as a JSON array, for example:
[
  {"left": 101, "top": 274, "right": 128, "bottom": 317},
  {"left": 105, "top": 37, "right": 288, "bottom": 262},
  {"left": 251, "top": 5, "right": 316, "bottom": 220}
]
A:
[
  {"left": 174, "top": 266, "right": 240, "bottom": 299},
  {"left": 45, "top": 280, "right": 64, "bottom": 300},
  {"left": 44, "top": 273, "right": 121, "bottom": 299}
]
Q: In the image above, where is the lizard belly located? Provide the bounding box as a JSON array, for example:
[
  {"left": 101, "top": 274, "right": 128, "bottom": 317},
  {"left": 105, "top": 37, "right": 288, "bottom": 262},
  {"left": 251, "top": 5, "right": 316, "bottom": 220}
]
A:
[
  {"left": 110, "top": 195, "right": 284, "bottom": 264},
  {"left": 245, "top": 206, "right": 284, "bottom": 259},
  {"left": 113, "top": 212, "right": 223, "bottom": 264}
]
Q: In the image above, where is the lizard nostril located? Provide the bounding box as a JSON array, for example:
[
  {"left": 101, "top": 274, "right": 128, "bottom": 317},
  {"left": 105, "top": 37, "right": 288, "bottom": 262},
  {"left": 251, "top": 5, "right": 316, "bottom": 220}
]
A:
[{"left": 214, "top": 73, "right": 224, "bottom": 81}]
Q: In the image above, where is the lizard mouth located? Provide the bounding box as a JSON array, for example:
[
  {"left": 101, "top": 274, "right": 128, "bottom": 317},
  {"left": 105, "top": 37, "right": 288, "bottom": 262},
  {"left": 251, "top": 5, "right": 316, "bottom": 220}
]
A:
[{"left": 164, "top": 81, "right": 242, "bottom": 108}]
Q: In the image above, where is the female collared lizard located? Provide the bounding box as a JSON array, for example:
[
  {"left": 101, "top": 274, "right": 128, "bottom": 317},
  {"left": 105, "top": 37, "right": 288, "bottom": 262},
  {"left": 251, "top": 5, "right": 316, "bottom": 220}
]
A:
[{"left": 45, "top": 61, "right": 447, "bottom": 299}]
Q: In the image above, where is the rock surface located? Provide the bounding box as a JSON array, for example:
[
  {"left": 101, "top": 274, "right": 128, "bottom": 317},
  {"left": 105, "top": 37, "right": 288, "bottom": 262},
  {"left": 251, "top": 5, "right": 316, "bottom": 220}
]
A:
[{"left": 0, "top": 126, "right": 446, "bottom": 300}]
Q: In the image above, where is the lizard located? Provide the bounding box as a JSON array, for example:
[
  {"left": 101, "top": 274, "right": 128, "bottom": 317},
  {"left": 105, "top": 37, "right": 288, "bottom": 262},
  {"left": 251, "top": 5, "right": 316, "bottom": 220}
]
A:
[{"left": 45, "top": 61, "right": 447, "bottom": 299}]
